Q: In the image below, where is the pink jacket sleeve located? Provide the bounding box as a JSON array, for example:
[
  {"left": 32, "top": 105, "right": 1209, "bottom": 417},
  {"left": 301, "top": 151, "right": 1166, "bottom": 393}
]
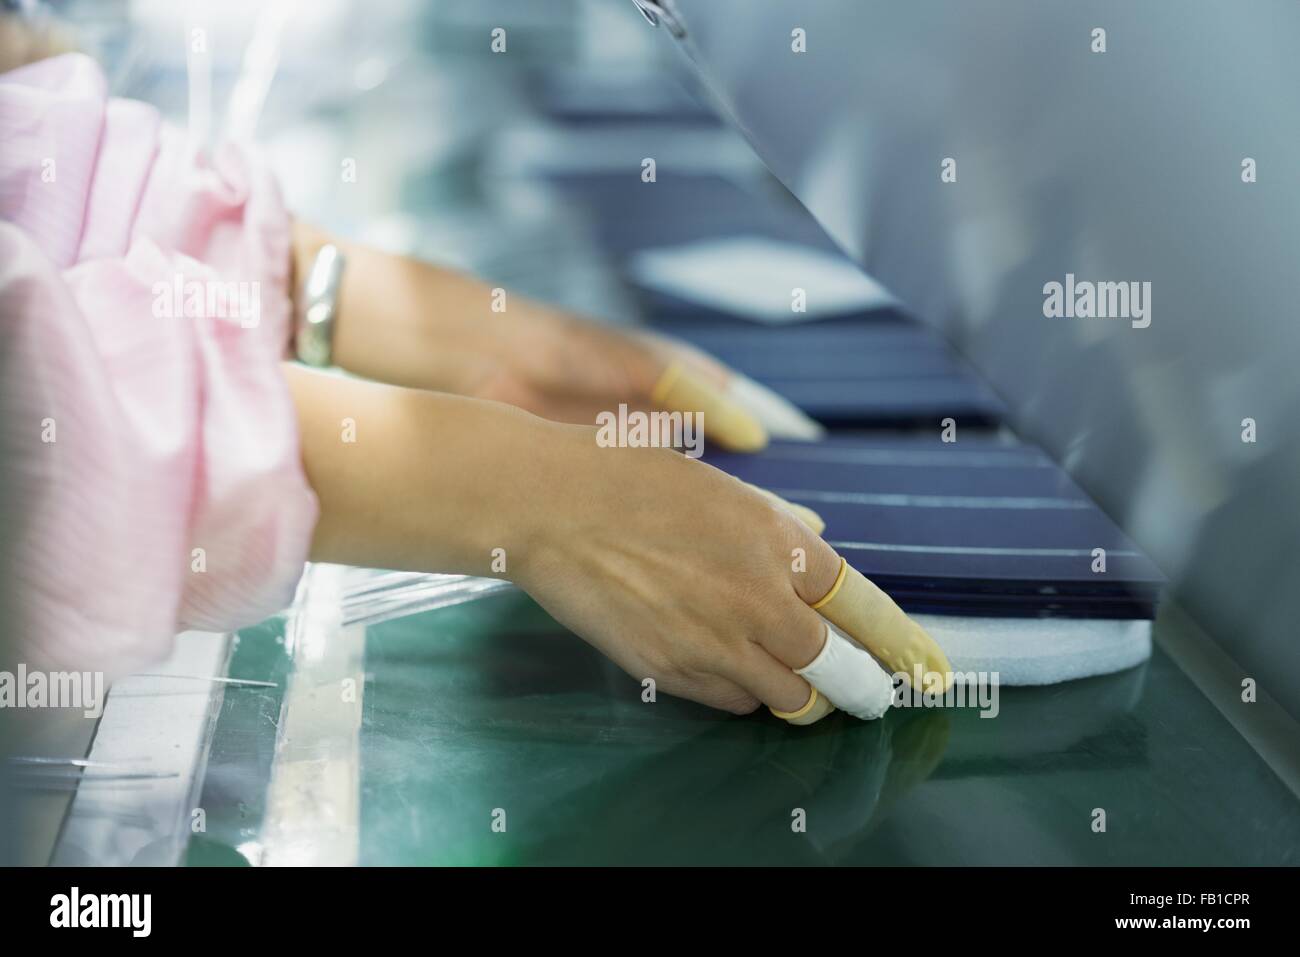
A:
[{"left": 0, "top": 54, "right": 318, "bottom": 677}]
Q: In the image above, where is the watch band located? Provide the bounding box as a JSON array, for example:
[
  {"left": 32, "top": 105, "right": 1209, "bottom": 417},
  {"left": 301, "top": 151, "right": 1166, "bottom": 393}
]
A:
[{"left": 294, "top": 243, "right": 345, "bottom": 367}]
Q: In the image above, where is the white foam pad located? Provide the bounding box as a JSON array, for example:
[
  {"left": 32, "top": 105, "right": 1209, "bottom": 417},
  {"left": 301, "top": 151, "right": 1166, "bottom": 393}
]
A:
[{"left": 913, "top": 615, "right": 1152, "bottom": 686}]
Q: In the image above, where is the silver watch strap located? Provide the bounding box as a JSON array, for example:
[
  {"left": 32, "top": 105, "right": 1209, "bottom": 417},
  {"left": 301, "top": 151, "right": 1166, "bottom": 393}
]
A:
[{"left": 294, "top": 243, "right": 345, "bottom": 367}]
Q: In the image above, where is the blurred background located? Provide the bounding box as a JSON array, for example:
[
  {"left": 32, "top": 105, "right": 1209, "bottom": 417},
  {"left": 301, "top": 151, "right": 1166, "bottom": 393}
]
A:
[{"left": 49, "top": 0, "right": 781, "bottom": 320}]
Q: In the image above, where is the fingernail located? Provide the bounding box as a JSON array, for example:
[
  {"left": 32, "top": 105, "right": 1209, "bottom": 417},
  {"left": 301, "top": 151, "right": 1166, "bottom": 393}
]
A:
[
  {"left": 712, "top": 401, "right": 769, "bottom": 451},
  {"left": 726, "top": 373, "right": 824, "bottom": 441}
]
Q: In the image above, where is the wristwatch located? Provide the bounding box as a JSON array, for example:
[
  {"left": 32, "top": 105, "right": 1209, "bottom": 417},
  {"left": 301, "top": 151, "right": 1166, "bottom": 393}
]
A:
[{"left": 294, "top": 243, "right": 345, "bottom": 367}]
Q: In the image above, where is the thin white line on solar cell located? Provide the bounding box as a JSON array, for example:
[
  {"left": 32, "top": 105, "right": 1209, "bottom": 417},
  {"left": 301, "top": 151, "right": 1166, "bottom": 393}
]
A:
[
  {"left": 756, "top": 446, "right": 1048, "bottom": 467},
  {"left": 830, "top": 541, "right": 1143, "bottom": 557},
  {"left": 772, "top": 489, "right": 1089, "bottom": 509}
]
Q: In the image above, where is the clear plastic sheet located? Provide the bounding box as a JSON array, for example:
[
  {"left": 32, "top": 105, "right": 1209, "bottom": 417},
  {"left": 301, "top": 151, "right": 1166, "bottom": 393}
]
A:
[{"left": 338, "top": 568, "right": 516, "bottom": 628}]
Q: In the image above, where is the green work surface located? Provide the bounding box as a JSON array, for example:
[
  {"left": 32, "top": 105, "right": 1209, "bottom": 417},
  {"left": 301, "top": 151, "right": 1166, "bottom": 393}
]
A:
[{"left": 194, "top": 592, "right": 1300, "bottom": 865}]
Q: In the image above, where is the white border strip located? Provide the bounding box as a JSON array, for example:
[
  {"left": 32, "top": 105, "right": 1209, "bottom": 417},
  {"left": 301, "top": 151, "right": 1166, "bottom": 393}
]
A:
[
  {"left": 260, "top": 564, "right": 365, "bottom": 867},
  {"left": 52, "top": 632, "right": 230, "bottom": 866}
]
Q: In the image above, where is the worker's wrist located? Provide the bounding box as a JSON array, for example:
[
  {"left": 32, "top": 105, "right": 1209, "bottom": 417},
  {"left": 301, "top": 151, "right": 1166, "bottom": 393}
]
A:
[
  {"left": 475, "top": 415, "right": 610, "bottom": 588},
  {"left": 395, "top": 389, "right": 586, "bottom": 582},
  {"left": 489, "top": 416, "right": 600, "bottom": 584}
]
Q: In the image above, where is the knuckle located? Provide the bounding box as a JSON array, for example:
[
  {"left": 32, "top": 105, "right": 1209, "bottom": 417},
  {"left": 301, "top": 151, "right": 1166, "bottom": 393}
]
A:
[
  {"left": 670, "top": 671, "right": 760, "bottom": 716},
  {"left": 763, "top": 499, "right": 804, "bottom": 546},
  {"left": 712, "top": 687, "right": 762, "bottom": 715},
  {"left": 722, "top": 695, "right": 762, "bottom": 716},
  {"left": 768, "top": 606, "right": 821, "bottom": 669}
]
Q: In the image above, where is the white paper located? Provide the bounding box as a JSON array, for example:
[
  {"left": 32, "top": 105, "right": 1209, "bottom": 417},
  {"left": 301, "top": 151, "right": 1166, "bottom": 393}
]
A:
[{"left": 630, "top": 235, "right": 896, "bottom": 323}]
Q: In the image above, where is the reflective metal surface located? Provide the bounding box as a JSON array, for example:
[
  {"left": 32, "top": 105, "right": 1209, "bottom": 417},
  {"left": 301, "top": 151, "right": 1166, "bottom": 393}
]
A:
[{"left": 654, "top": 0, "right": 1300, "bottom": 718}]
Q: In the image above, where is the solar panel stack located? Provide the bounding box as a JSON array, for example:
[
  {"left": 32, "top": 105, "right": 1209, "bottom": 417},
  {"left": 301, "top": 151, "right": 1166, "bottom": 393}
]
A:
[
  {"left": 524, "top": 95, "right": 1164, "bottom": 669},
  {"left": 706, "top": 436, "right": 1163, "bottom": 621},
  {"left": 542, "top": 168, "right": 1006, "bottom": 427},
  {"left": 652, "top": 314, "right": 1007, "bottom": 429}
]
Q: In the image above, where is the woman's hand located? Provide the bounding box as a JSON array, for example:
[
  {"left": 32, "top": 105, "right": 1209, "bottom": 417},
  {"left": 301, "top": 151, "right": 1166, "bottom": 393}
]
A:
[
  {"left": 288, "top": 368, "right": 941, "bottom": 720},
  {"left": 513, "top": 426, "right": 846, "bottom": 715},
  {"left": 292, "top": 222, "right": 820, "bottom": 452}
]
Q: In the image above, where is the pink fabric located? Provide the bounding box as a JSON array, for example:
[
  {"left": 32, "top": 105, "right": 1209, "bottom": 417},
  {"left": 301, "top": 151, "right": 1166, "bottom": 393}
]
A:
[{"left": 0, "top": 54, "right": 318, "bottom": 677}]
